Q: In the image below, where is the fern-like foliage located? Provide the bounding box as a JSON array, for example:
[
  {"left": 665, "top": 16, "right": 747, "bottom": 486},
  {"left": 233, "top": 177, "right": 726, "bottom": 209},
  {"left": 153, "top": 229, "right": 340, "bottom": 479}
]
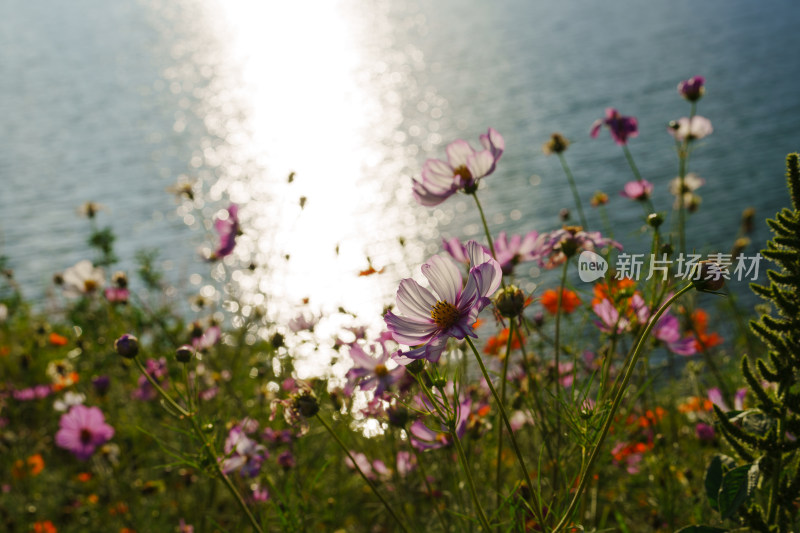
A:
[{"left": 712, "top": 153, "right": 800, "bottom": 532}]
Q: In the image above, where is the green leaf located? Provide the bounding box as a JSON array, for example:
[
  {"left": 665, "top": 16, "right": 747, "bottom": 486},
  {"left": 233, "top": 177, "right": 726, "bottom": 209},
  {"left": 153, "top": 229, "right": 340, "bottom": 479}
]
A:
[
  {"left": 718, "top": 462, "right": 759, "bottom": 520},
  {"left": 675, "top": 526, "right": 728, "bottom": 533},
  {"left": 705, "top": 455, "right": 736, "bottom": 511},
  {"left": 705, "top": 456, "right": 724, "bottom": 511}
]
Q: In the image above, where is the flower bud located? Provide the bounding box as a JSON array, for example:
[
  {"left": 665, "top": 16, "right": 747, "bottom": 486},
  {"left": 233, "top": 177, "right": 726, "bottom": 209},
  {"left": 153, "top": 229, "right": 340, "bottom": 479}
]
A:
[
  {"left": 741, "top": 207, "right": 756, "bottom": 235},
  {"left": 691, "top": 261, "right": 725, "bottom": 292},
  {"left": 175, "top": 345, "right": 194, "bottom": 364},
  {"left": 731, "top": 237, "right": 750, "bottom": 260},
  {"left": 494, "top": 285, "right": 526, "bottom": 318},
  {"left": 647, "top": 213, "right": 663, "bottom": 228},
  {"left": 294, "top": 392, "right": 319, "bottom": 418},
  {"left": 559, "top": 208, "right": 571, "bottom": 222},
  {"left": 270, "top": 332, "right": 285, "bottom": 350},
  {"left": 590, "top": 191, "right": 609, "bottom": 207},
  {"left": 114, "top": 334, "right": 139, "bottom": 359},
  {"left": 678, "top": 76, "right": 705, "bottom": 102},
  {"left": 542, "top": 133, "right": 570, "bottom": 155}
]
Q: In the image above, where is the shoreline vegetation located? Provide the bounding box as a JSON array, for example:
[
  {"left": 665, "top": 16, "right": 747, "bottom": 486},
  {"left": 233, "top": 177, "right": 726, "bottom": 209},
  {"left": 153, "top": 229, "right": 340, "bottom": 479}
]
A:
[{"left": 3, "top": 77, "right": 799, "bottom": 532}]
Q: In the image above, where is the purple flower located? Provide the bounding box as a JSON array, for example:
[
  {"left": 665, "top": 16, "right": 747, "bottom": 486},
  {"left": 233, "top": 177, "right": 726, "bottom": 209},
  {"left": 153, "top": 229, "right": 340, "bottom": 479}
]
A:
[
  {"left": 653, "top": 314, "right": 697, "bottom": 356},
  {"left": 539, "top": 227, "right": 621, "bottom": 268},
  {"left": 412, "top": 129, "right": 505, "bottom": 206},
  {"left": 493, "top": 231, "right": 544, "bottom": 275},
  {"left": 668, "top": 116, "right": 713, "bottom": 142},
  {"left": 590, "top": 108, "right": 639, "bottom": 146},
  {"left": 396, "top": 451, "right": 417, "bottom": 477},
  {"left": 132, "top": 358, "right": 169, "bottom": 401},
  {"left": 410, "top": 395, "right": 471, "bottom": 451},
  {"left": 192, "top": 324, "right": 221, "bottom": 352},
  {"left": 441, "top": 237, "right": 470, "bottom": 265},
  {"left": 55, "top": 405, "right": 114, "bottom": 461},
  {"left": 678, "top": 76, "right": 705, "bottom": 101},
  {"left": 695, "top": 422, "right": 715, "bottom": 441},
  {"left": 209, "top": 204, "right": 239, "bottom": 260},
  {"left": 344, "top": 340, "right": 404, "bottom": 396},
  {"left": 620, "top": 180, "right": 654, "bottom": 201},
  {"left": 384, "top": 241, "right": 502, "bottom": 362},
  {"left": 221, "top": 425, "right": 267, "bottom": 478}
]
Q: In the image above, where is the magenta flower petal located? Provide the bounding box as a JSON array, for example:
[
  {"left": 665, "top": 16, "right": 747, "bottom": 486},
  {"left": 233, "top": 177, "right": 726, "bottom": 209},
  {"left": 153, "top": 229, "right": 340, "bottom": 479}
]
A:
[{"left": 55, "top": 405, "right": 114, "bottom": 461}]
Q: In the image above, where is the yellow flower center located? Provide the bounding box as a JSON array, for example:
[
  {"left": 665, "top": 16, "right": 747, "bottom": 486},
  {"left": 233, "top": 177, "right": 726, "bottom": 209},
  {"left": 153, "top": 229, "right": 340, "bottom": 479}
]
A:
[
  {"left": 374, "top": 364, "right": 389, "bottom": 377},
  {"left": 453, "top": 165, "right": 473, "bottom": 186},
  {"left": 431, "top": 300, "right": 460, "bottom": 329},
  {"left": 83, "top": 279, "right": 98, "bottom": 293}
]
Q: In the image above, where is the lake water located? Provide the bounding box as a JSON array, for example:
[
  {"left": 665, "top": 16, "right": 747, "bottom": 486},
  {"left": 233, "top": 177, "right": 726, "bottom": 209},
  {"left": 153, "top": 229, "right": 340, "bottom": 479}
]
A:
[{"left": 2, "top": 0, "right": 799, "bottom": 336}]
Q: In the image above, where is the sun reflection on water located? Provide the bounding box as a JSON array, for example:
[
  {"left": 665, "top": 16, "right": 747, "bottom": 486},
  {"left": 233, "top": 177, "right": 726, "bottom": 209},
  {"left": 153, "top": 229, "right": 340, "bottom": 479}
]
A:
[{"left": 185, "top": 0, "right": 440, "bottom": 346}]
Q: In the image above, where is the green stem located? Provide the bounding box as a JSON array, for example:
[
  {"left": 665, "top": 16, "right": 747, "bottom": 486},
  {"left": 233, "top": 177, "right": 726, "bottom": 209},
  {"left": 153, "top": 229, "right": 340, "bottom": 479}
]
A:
[
  {"left": 132, "top": 357, "right": 264, "bottom": 533},
  {"left": 495, "top": 319, "right": 516, "bottom": 517},
  {"left": 558, "top": 153, "right": 588, "bottom": 229},
  {"left": 316, "top": 414, "right": 411, "bottom": 533},
  {"left": 189, "top": 416, "right": 265, "bottom": 533},
  {"left": 552, "top": 260, "right": 569, "bottom": 493},
  {"left": 552, "top": 283, "right": 693, "bottom": 532},
  {"left": 767, "top": 409, "right": 786, "bottom": 524},
  {"left": 450, "top": 420, "right": 493, "bottom": 531},
  {"left": 470, "top": 192, "right": 503, "bottom": 285},
  {"left": 464, "top": 337, "right": 547, "bottom": 529},
  {"left": 621, "top": 144, "right": 656, "bottom": 215},
  {"left": 411, "top": 444, "right": 449, "bottom": 532}
]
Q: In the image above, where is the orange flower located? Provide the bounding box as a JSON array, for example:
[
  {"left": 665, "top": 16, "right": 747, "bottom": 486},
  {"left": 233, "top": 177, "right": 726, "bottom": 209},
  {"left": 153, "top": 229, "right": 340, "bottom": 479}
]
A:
[
  {"left": 0, "top": 346, "right": 10, "bottom": 357},
  {"left": 52, "top": 371, "right": 80, "bottom": 392},
  {"left": 483, "top": 328, "right": 525, "bottom": 356},
  {"left": 679, "top": 396, "right": 713, "bottom": 414},
  {"left": 540, "top": 289, "right": 582, "bottom": 314},
  {"left": 12, "top": 454, "right": 45, "bottom": 478},
  {"left": 49, "top": 332, "right": 69, "bottom": 346},
  {"left": 77, "top": 472, "right": 93, "bottom": 483},
  {"left": 691, "top": 309, "right": 723, "bottom": 351},
  {"left": 33, "top": 521, "right": 57, "bottom": 533},
  {"left": 592, "top": 278, "right": 636, "bottom": 305},
  {"left": 358, "top": 266, "right": 385, "bottom": 276},
  {"left": 27, "top": 454, "right": 44, "bottom": 476}
]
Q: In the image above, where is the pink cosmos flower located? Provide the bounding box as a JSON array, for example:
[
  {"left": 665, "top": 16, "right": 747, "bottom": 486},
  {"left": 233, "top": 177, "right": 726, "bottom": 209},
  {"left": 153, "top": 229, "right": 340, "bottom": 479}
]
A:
[
  {"left": 678, "top": 76, "right": 705, "bottom": 101},
  {"left": 413, "top": 129, "right": 505, "bottom": 206},
  {"left": 493, "top": 231, "right": 544, "bottom": 275},
  {"left": 695, "top": 422, "right": 715, "bottom": 441},
  {"left": 590, "top": 108, "right": 639, "bottom": 146},
  {"left": 539, "top": 227, "right": 621, "bottom": 268},
  {"left": 668, "top": 116, "right": 713, "bottom": 142},
  {"left": 441, "top": 237, "right": 470, "bottom": 265},
  {"left": 55, "top": 405, "right": 114, "bottom": 461},
  {"left": 132, "top": 358, "right": 169, "bottom": 401},
  {"left": 653, "top": 314, "right": 697, "bottom": 356},
  {"left": 592, "top": 294, "right": 649, "bottom": 334},
  {"left": 221, "top": 425, "right": 267, "bottom": 478},
  {"left": 620, "top": 180, "right": 654, "bottom": 201},
  {"left": 209, "top": 204, "right": 240, "bottom": 260},
  {"left": 344, "top": 334, "right": 404, "bottom": 396},
  {"left": 384, "top": 241, "right": 502, "bottom": 362},
  {"left": 410, "top": 395, "right": 471, "bottom": 451}
]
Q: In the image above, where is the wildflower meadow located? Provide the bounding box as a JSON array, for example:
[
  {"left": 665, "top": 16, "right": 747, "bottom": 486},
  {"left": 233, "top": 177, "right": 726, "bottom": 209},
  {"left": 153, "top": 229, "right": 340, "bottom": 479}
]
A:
[{"left": 4, "top": 76, "right": 800, "bottom": 533}]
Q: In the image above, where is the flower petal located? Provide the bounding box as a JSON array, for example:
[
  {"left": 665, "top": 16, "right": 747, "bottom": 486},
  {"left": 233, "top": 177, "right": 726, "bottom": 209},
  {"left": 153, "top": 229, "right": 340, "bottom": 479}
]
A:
[
  {"left": 445, "top": 139, "right": 476, "bottom": 169},
  {"left": 421, "top": 254, "right": 462, "bottom": 304},
  {"left": 395, "top": 279, "right": 437, "bottom": 320}
]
